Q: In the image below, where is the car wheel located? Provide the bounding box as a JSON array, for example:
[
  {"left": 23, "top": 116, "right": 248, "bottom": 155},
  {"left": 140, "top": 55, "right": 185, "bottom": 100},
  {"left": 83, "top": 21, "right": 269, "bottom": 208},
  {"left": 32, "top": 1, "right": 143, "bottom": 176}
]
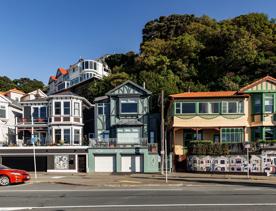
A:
[{"left": 0, "top": 175, "right": 10, "bottom": 186}]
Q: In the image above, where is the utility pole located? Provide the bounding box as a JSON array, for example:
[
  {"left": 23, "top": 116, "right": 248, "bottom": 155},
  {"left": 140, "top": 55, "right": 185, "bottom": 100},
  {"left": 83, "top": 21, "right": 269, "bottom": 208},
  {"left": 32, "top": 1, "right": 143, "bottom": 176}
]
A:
[{"left": 161, "top": 90, "right": 165, "bottom": 175}]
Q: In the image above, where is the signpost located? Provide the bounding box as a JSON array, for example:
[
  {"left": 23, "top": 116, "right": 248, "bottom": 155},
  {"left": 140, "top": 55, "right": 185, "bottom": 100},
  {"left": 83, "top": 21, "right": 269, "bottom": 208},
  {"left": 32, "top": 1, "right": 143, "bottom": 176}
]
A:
[{"left": 32, "top": 135, "right": 37, "bottom": 179}]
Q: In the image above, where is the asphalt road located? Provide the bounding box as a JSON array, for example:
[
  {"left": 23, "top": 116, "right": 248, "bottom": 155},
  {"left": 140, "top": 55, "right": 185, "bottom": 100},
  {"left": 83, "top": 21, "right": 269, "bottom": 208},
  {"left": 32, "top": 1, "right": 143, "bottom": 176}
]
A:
[{"left": 0, "top": 182, "right": 276, "bottom": 211}]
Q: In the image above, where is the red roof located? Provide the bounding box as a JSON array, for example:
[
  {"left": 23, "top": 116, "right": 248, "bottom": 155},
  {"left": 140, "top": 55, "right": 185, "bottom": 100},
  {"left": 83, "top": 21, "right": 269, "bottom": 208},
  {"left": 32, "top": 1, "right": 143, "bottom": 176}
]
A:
[
  {"left": 170, "top": 91, "right": 248, "bottom": 99},
  {"left": 58, "top": 68, "right": 68, "bottom": 75},
  {"left": 50, "top": 76, "right": 57, "bottom": 81},
  {"left": 5, "top": 88, "right": 25, "bottom": 95}
]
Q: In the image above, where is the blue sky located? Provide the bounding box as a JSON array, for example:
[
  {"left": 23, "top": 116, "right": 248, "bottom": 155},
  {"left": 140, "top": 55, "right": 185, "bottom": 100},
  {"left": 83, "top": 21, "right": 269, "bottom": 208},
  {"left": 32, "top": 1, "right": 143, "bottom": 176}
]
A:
[{"left": 0, "top": 0, "right": 275, "bottom": 84}]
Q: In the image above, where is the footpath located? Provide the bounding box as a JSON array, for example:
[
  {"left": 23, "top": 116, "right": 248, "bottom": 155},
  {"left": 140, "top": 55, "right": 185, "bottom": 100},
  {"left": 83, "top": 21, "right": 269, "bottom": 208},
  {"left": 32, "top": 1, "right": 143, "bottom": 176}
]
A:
[{"left": 28, "top": 172, "right": 276, "bottom": 188}]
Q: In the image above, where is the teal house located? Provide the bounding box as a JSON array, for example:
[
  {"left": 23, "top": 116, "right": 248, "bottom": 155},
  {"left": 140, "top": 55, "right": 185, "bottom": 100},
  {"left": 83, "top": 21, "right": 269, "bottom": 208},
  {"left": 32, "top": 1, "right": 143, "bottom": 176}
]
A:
[{"left": 88, "top": 81, "right": 159, "bottom": 173}]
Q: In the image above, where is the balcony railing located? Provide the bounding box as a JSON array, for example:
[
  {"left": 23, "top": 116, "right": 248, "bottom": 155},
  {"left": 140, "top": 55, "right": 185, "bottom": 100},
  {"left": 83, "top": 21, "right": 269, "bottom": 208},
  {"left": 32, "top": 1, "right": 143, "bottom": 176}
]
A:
[
  {"left": 89, "top": 138, "right": 158, "bottom": 153},
  {"left": 16, "top": 117, "right": 48, "bottom": 125}
]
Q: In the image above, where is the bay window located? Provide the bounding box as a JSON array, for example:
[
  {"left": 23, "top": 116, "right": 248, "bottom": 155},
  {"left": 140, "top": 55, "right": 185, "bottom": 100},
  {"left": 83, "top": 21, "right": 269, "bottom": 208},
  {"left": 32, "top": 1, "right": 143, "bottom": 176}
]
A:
[
  {"left": 74, "top": 102, "right": 80, "bottom": 116},
  {"left": 55, "top": 129, "right": 61, "bottom": 142},
  {"left": 64, "top": 129, "right": 71, "bottom": 144},
  {"left": 54, "top": 102, "right": 61, "bottom": 115},
  {"left": 63, "top": 102, "right": 70, "bottom": 115},
  {"left": 74, "top": 129, "right": 80, "bottom": 144}
]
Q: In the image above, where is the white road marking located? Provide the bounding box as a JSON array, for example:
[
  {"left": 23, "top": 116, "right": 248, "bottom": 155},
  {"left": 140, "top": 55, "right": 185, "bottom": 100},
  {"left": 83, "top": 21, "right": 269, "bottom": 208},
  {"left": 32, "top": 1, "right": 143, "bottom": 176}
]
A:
[
  {"left": 0, "top": 188, "right": 184, "bottom": 192},
  {"left": 2, "top": 203, "right": 276, "bottom": 210},
  {"left": 50, "top": 176, "right": 66, "bottom": 179}
]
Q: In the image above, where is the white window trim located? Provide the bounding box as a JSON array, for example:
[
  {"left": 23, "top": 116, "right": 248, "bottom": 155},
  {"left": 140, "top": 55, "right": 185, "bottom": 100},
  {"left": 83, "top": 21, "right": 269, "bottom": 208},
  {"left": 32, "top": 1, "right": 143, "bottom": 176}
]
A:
[
  {"left": 120, "top": 98, "right": 138, "bottom": 114},
  {"left": 0, "top": 103, "right": 7, "bottom": 119}
]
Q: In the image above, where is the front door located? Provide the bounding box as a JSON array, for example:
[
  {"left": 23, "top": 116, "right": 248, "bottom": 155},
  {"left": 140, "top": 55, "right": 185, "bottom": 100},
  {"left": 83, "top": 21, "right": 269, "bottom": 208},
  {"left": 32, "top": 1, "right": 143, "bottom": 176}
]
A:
[{"left": 78, "top": 155, "right": 86, "bottom": 172}]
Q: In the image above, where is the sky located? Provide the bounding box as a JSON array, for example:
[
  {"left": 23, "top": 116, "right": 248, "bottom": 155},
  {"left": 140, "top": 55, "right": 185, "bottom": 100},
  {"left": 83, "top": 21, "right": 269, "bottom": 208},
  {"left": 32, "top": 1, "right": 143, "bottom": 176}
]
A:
[{"left": 0, "top": 0, "right": 275, "bottom": 84}]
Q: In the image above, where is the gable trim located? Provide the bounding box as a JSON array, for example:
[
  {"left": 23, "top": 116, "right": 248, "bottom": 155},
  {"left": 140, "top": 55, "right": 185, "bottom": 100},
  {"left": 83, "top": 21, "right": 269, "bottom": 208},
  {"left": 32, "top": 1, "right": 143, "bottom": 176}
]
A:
[
  {"left": 105, "top": 80, "right": 152, "bottom": 96},
  {"left": 239, "top": 76, "right": 276, "bottom": 93}
]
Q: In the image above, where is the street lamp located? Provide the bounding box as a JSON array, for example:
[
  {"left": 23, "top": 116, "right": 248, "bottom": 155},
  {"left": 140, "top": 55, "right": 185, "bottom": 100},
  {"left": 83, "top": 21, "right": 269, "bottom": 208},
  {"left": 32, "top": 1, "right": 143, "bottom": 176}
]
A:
[{"left": 244, "top": 142, "right": 251, "bottom": 179}]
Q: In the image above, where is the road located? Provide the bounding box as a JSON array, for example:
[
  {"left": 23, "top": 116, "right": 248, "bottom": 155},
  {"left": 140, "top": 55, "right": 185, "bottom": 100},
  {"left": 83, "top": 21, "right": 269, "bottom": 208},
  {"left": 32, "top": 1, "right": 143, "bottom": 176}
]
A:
[{"left": 0, "top": 182, "right": 276, "bottom": 211}]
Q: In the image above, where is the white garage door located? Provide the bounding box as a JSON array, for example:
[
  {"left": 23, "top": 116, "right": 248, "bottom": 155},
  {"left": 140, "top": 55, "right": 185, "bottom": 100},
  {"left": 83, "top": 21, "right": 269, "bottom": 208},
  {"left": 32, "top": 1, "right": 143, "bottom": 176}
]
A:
[
  {"left": 121, "top": 155, "right": 142, "bottom": 172},
  {"left": 94, "top": 156, "right": 115, "bottom": 172}
]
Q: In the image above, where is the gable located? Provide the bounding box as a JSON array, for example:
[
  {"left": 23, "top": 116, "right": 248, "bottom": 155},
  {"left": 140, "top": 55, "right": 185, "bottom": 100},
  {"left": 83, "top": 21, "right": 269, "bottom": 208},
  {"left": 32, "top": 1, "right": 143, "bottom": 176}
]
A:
[
  {"left": 111, "top": 84, "right": 143, "bottom": 95},
  {"left": 106, "top": 81, "right": 151, "bottom": 96},
  {"left": 0, "top": 95, "right": 10, "bottom": 104},
  {"left": 239, "top": 76, "right": 276, "bottom": 93},
  {"left": 244, "top": 81, "right": 276, "bottom": 93}
]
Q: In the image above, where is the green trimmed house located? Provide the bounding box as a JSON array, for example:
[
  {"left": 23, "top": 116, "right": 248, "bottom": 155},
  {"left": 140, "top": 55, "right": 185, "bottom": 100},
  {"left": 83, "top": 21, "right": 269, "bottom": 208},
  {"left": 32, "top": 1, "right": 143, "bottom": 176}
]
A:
[
  {"left": 169, "top": 76, "right": 276, "bottom": 172},
  {"left": 88, "top": 81, "right": 159, "bottom": 173}
]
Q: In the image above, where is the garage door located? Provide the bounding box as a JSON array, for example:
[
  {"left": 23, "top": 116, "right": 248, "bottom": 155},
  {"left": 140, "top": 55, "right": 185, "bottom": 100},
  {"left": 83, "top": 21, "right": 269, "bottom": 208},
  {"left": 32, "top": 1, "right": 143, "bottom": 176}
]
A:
[
  {"left": 94, "top": 156, "right": 115, "bottom": 172},
  {"left": 2, "top": 156, "right": 47, "bottom": 172},
  {"left": 121, "top": 155, "right": 142, "bottom": 172}
]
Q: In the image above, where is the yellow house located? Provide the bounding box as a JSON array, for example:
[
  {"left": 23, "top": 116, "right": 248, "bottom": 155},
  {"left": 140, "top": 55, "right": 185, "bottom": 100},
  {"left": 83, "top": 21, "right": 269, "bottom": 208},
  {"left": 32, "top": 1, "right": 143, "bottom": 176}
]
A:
[{"left": 169, "top": 76, "right": 276, "bottom": 170}]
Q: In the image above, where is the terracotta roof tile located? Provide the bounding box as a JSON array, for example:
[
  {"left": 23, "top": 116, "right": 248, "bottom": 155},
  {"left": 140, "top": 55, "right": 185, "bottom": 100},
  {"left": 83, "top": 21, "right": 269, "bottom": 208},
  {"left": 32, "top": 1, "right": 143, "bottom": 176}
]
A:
[
  {"left": 58, "top": 67, "right": 68, "bottom": 75},
  {"left": 50, "top": 76, "right": 57, "bottom": 81},
  {"left": 170, "top": 91, "right": 248, "bottom": 99},
  {"left": 5, "top": 88, "right": 25, "bottom": 95}
]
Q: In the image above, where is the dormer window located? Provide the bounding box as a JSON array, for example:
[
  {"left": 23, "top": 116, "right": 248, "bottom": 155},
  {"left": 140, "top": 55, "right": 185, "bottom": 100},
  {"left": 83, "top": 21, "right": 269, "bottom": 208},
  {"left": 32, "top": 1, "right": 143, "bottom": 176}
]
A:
[{"left": 120, "top": 99, "right": 138, "bottom": 114}]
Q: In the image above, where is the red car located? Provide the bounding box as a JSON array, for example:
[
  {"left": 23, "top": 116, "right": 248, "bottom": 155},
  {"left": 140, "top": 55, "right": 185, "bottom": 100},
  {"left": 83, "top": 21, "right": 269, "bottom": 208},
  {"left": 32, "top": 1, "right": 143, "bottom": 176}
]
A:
[{"left": 0, "top": 164, "right": 30, "bottom": 186}]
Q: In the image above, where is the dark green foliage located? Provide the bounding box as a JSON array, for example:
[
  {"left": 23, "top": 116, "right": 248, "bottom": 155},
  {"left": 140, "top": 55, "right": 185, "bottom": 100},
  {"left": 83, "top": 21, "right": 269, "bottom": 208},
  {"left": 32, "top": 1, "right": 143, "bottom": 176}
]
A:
[
  {"left": 189, "top": 143, "right": 229, "bottom": 156},
  {"left": 0, "top": 76, "right": 44, "bottom": 93},
  {"left": 83, "top": 13, "right": 275, "bottom": 106}
]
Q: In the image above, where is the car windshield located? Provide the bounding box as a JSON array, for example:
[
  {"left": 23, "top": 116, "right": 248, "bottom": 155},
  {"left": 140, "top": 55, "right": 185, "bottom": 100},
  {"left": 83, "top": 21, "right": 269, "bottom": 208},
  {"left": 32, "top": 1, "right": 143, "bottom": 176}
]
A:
[{"left": 0, "top": 165, "right": 10, "bottom": 170}]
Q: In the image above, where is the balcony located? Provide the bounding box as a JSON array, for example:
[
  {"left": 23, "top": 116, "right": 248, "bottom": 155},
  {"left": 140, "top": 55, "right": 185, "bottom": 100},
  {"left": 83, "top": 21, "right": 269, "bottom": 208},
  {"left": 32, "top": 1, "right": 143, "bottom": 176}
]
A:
[
  {"left": 16, "top": 117, "right": 48, "bottom": 126},
  {"left": 89, "top": 138, "right": 158, "bottom": 153}
]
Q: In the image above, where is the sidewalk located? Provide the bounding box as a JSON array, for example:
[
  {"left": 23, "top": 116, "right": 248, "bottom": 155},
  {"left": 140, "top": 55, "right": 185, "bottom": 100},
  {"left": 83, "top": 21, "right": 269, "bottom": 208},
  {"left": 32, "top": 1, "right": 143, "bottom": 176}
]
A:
[{"left": 28, "top": 172, "right": 276, "bottom": 188}]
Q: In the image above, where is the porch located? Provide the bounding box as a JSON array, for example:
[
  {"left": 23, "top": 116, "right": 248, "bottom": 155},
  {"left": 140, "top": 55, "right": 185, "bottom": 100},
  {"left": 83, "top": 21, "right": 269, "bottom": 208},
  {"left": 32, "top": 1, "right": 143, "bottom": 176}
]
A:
[{"left": 173, "top": 127, "right": 246, "bottom": 156}]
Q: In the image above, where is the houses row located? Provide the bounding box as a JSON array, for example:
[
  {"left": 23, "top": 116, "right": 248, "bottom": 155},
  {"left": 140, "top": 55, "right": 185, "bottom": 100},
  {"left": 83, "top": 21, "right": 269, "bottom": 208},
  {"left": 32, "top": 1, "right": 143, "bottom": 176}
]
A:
[
  {"left": 1, "top": 74, "right": 276, "bottom": 174},
  {"left": 0, "top": 81, "right": 159, "bottom": 173}
]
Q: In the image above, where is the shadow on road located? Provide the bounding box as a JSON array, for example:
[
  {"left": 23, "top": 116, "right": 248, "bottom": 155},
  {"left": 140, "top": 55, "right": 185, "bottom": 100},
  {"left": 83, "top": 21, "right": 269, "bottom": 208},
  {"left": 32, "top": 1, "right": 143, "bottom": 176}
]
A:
[{"left": 132, "top": 176, "right": 276, "bottom": 189}]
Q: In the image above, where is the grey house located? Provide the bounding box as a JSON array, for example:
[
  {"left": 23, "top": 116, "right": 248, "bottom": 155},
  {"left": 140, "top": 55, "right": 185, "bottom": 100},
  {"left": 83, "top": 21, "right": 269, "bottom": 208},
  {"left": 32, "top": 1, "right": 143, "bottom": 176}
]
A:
[{"left": 88, "top": 81, "right": 159, "bottom": 173}]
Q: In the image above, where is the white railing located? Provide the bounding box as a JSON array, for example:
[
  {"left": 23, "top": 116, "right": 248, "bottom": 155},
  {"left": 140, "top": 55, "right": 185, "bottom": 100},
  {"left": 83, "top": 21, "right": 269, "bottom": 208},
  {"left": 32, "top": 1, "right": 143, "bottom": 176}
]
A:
[{"left": 89, "top": 138, "right": 148, "bottom": 148}]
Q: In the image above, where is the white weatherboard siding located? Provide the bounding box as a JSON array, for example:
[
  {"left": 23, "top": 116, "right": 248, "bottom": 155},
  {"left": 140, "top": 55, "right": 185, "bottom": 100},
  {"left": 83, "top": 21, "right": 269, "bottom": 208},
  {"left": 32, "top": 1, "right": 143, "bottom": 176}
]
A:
[
  {"left": 94, "top": 156, "right": 115, "bottom": 172},
  {"left": 121, "top": 155, "right": 142, "bottom": 172}
]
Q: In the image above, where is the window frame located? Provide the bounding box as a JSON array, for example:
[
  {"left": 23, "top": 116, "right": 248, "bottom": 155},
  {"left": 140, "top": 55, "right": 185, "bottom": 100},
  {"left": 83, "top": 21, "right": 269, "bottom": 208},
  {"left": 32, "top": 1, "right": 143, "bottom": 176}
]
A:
[
  {"left": 120, "top": 98, "right": 138, "bottom": 114},
  {"left": 221, "top": 128, "right": 244, "bottom": 143},
  {"left": 181, "top": 102, "right": 196, "bottom": 114},
  {"left": 74, "top": 102, "right": 80, "bottom": 116},
  {"left": 0, "top": 104, "right": 7, "bottom": 119},
  {"left": 54, "top": 102, "right": 61, "bottom": 115},
  {"left": 264, "top": 95, "right": 274, "bottom": 113},
  {"left": 222, "top": 101, "right": 244, "bottom": 114},
  {"left": 63, "top": 128, "right": 71, "bottom": 145},
  {"left": 74, "top": 129, "right": 81, "bottom": 145},
  {"left": 63, "top": 101, "right": 71, "bottom": 116}
]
